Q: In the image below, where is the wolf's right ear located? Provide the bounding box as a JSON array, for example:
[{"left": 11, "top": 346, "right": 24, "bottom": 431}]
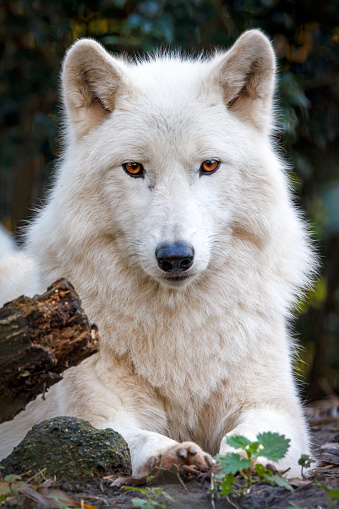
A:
[{"left": 62, "top": 39, "right": 127, "bottom": 139}]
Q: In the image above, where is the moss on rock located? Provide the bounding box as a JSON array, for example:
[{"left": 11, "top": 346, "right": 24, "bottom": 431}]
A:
[{"left": 1, "top": 416, "right": 131, "bottom": 486}]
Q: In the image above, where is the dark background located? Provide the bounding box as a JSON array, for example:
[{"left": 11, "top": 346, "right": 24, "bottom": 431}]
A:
[{"left": 0, "top": 0, "right": 338, "bottom": 402}]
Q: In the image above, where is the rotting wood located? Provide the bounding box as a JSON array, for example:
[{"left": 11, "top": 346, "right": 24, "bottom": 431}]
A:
[{"left": 0, "top": 278, "right": 98, "bottom": 423}]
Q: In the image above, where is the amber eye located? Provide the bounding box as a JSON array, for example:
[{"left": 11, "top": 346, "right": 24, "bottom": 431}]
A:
[
  {"left": 123, "top": 161, "right": 144, "bottom": 178},
  {"left": 200, "top": 159, "right": 220, "bottom": 176}
]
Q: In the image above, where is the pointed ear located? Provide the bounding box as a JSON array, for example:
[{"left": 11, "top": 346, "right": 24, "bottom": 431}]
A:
[
  {"left": 211, "top": 30, "right": 276, "bottom": 131},
  {"left": 62, "top": 39, "right": 127, "bottom": 139}
]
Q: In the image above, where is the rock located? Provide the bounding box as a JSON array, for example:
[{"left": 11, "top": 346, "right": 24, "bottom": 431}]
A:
[{"left": 1, "top": 416, "right": 131, "bottom": 490}]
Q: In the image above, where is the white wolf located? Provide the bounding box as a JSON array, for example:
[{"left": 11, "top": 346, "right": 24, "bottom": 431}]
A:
[{"left": 0, "top": 30, "right": 315, "bottom": 478}]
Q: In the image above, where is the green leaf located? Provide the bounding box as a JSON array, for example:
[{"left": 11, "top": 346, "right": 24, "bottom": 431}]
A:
[
  {"left": 246, "top": 441, "right": 260, "bottom": 456},
  {"left": 219, "top": 474, "right": 237, "bottom": 496},
  {"left": 256, "top": 432, "right": 290, "bottom": 461},
  {"left": 254, "top": 463, "right": 273, "bottom": 479},
  {"left": 327, "top": 489, "right": 339, "bottom": 501},
  {"left": 216, "top": 453, "right": 252, "bottom": 475},
  {"left": 298, "top": 454, "right": 315, "bottom": 468},
  {"left": 226, "top": 435, "right": 252, "bottom": 449},
  {"left": 4, "top": 475, "right": 22, "bottom": 483},
  {"left": 315, "top": 482, "right": 329, "bottom": 489},
  {"left": 125, "top": 487, "right": 147, "bottom": 495},
  {"left": 161, "top": 491, "right": 175, "bottom": 502},
  {"left": 269, "top": 474, "right": 293, "bottom": 491},
  {"left": 132, "top": 498, "right": 148, "bottom": 507}
]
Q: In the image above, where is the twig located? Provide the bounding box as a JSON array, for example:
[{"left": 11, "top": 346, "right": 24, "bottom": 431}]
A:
[
  {"left": 226, "top": 495, "right": 240, "bottom": 509},
  {"left": 175, "top": 468, "right": 188, "bottom": 492},
  {"left": 210, "top": 472, "right": 215, "bottom": 509}
]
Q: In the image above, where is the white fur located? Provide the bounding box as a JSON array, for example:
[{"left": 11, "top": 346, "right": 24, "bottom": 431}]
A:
[
  {"left": 0, "top": 225, "right": 17, "bottom": 261},
  {"left": 0, "top": 226, "right": 41, "bottom": 305},
  {"left": 0, "top": 31, "right": 315, "bottom": 478}
]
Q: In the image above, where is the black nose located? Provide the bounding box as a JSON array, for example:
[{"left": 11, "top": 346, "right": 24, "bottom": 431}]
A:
[{"left": 155, "top": 242, "right": 194, "bottom": 273}]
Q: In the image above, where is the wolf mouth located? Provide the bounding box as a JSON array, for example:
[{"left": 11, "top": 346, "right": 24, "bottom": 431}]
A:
[{"left": 162, "top": 274, "right": 194, "bottom": 282}]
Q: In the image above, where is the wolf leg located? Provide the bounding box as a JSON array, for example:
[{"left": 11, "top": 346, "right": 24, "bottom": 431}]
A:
[{"left": 103, "top": 422, "right": 215, "bottom": 479}]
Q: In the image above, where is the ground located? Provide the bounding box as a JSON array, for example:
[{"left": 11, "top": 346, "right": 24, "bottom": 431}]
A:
[
  {"left": 2, "top": 408, "right": 338, "bottom": 509},
  {"left": 67, "top": 420, "right": 339, "bottom": 509}
]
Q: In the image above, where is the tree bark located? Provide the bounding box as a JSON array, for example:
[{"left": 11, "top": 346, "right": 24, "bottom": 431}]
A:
[{"left": 0, "top": 278, "right": 98, "bottom": 423}]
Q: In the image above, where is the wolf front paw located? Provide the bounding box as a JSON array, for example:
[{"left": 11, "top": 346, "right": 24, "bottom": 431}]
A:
[{"left": 136, "top": 441, "right": 215, "bottom": 479}]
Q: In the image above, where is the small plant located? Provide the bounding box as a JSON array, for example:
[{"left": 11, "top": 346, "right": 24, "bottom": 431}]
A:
[
  {"left": 125, "top": 486, "right": 174, "bottom": 508},
  {"left": 298, "top": 454, "right": 315, "bottom": 478},
  {"left": 214, "top": 432, "right": 293, "bottom": 498}
]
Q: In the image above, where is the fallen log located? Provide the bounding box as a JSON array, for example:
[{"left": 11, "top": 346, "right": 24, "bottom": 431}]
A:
[{"left": 0, "top": 278, "right": 98, "bottom": 423}]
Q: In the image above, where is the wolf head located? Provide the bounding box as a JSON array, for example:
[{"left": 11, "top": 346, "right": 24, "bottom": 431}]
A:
[
  {"left": 54, "top": 30, "right": 284, "bottom": 291},
  {"left": 29, "top": 29, "right": 311, "bottom": 300}
]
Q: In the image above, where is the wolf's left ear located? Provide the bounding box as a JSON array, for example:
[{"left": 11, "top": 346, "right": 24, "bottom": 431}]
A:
[
  {"left": 62, "top": 39, "right": 128, "bottom": 139},
  {"left": 211, "top": 30, "right": 276, "bottom": 131}
]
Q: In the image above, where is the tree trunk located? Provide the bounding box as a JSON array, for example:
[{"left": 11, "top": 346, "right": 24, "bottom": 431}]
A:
[{"left": 0, "top": 278, "right": 98, "bottom": 423}]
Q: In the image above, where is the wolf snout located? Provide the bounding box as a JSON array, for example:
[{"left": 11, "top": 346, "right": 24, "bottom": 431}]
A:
[{"left": 155, "top": 242, "right": 194, "bottom": 273}]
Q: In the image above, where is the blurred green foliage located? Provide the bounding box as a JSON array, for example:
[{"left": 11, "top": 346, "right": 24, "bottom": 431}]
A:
[{"left": 0, "top": 0, "right": 338, "bottom": 399}]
